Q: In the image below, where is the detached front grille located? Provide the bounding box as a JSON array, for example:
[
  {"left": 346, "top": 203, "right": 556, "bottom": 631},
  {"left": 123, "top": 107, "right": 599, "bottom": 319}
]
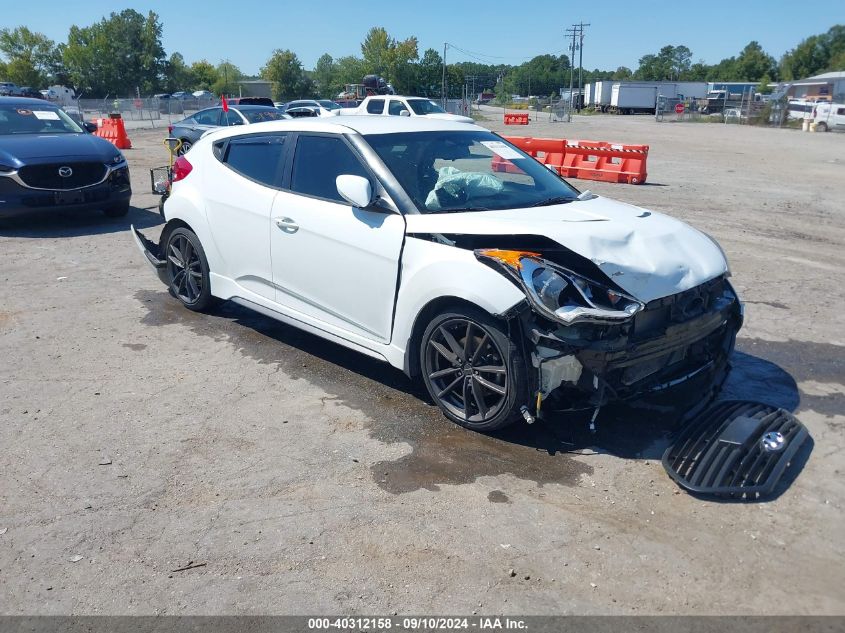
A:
[
  {"left": 18, "top": 162, "right": 107, "bottom": 190},
  {"left": 663, "top": 401, "right": 809, "bottom": 499}
]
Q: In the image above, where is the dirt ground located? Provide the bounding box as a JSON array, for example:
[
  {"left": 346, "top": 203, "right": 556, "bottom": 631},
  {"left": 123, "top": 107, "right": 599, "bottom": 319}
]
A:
[{"left": 0, "top": 111, "right": 843, "bottom": 616}]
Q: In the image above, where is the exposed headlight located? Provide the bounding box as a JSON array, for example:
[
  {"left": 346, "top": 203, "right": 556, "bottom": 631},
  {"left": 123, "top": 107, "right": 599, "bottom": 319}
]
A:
[{"left": 475, "top": 249, "right": 644, "bottom": 325}]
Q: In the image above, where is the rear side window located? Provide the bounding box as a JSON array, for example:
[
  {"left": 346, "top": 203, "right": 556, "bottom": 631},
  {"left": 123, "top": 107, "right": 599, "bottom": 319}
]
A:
[
  {"left": 223, "top": 134, "right": 287, "bottom": 187},
  {"left": 290, "top": 135, "right": 369, "bottom": 203},
  {"left": 838, "top": 108, "right": 845, "bottom": 116},
  {"left": 366, "top": 99, "right": 385, "bottom": 114},
  {"left": 193, "top": 109, "right": 220, "bottom": 125}
]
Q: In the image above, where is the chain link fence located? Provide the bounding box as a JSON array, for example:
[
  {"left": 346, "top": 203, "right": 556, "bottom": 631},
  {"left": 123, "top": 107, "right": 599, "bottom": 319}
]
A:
[{"left": 67, "top": 97, "right": 216, "bottom": 126}]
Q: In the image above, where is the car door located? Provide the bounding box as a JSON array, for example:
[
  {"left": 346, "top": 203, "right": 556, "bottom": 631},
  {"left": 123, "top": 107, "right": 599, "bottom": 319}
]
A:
[
  {"left": 203, "top": 133, "right": 288, "bottom": 301},
  {"left": 269, "top": 133, "right": 405, "bottom": 343},
  {"left": 180, "top": 108, "right": 223, "bottom": 143},
  {"left": 387, "top": 99, "right": 409, "bottom": 116}
]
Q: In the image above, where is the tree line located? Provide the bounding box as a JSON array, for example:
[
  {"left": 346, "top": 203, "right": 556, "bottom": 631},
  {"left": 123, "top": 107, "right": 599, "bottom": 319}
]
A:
[{"left": 0, "top": 10, "right": 842, "bottom": 99}]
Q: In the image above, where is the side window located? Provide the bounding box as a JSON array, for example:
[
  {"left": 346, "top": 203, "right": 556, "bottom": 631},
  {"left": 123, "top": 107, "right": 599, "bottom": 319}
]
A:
[
  {"left": 366, "top": 99, "right": 385, "bottom": 114},
  {"left": 388, "top": 100, "right": 407, "bottom": 116},
  {"left": 222, "top": 110, "right": 243, "bottom": 126},
  {"left": 837, "top": 108, "right": 845, "bottom": 116},
  {"left": 223, "top": 134, "right": 287, "bottom": 187},
  {"left": 290, "top": 135, "right": 369, "bottom": 203},
  {"left": 194, "top": 109, "right": 220, "bottom": 125}
]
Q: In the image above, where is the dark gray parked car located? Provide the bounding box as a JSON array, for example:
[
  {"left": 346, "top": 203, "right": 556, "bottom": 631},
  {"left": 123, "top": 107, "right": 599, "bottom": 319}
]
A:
[{"left": 169, "top": 105, "right": 287, "bottom": 155}]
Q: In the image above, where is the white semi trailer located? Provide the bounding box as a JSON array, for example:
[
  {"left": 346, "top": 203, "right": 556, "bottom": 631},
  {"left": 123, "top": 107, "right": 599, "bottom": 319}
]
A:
[{"left": 610, "top": 83, "right": 659, "bottom": 114}]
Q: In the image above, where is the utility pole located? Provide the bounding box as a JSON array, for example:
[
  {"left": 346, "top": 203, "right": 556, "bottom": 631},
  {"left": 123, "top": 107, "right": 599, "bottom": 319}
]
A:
[
  {"left": 565, "top": 27, "right": 577, "bottom": 122},
  {"left": 442, "top": 42, "right": 448, "bottom": 107},
  {"left": 578, "top": 22, "right": 590, "bottom": 113}
]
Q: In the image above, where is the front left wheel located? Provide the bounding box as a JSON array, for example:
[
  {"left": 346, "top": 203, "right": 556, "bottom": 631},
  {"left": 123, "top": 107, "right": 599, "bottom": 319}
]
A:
[
  {"left": 420, "top": 306, "right": 528, "bottom": 431},
  {"left": 164, "top": 227, "right": 216, "bottom": 311}
]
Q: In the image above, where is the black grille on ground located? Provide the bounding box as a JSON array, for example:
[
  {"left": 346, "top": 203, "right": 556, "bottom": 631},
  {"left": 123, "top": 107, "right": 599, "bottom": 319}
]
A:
[
  {"left": 18, "top": 162, "right": 107, "bottom": 190},
  {"left": 662, "top": 400, "right": 809, "bottom": 499}
]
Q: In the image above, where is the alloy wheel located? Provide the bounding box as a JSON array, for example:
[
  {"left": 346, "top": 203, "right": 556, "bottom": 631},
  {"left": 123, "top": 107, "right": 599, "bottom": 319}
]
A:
[
  {"left": 166, "top": 234, "right": 203, "bottom": 304},
  {"left": 424, "top": 317, "right": 509, "bottom": 423}
]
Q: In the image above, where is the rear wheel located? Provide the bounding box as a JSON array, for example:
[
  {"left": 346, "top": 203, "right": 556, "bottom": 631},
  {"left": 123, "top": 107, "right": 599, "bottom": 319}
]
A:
[
  {"left": 164, "top": 227, "right": 216, "bottom": 311},
  {"left": 816, "top": 122, "right": 828, "bottom": 132},
  {"left": 420, "top": 306, "right": 527, "bottom": 431},
  {"left": 177, "top": 139, "right": 192, "bottom": 155}
]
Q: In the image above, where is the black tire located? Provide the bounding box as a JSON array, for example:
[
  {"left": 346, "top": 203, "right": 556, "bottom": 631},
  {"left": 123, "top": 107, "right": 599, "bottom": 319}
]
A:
[
  {"left": 177, "top": 139, "right": 192, "bottom": 155},
  {"left": 164, "top": 227, "right": 216, "bottom": 311},
  {"left": 103, "top": 202, "right": 130, "bottom": 218},
  {"left": 420, "top": 306, "right": 528, "bottom": 431},
  {"left": 816, "top": 122, "right": 828, "bottom": 132}
]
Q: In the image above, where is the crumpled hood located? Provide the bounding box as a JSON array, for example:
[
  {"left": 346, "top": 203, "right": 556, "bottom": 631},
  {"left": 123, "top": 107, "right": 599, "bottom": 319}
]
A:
[
  {"left": 0, "top": 133, "right": 120, "bottom": 166},
  {"left": 404, "top": 196, "right": 728, "bottom": 303}
]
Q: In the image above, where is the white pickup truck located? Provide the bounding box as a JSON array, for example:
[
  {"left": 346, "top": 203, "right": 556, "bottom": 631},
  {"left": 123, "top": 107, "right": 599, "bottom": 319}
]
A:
[{"left": 341, "top": 95, "right": 473, "bottom": 123}]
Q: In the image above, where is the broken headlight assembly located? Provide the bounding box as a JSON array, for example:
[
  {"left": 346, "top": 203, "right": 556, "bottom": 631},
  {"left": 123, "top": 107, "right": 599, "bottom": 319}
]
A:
[{"left": 475, "top": 249, "right": 644, "bottom": 325}]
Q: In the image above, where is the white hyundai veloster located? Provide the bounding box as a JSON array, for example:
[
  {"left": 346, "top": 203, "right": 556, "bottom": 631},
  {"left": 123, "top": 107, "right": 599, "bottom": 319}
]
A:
[{"left": 133, "top": 117, "right": 742, "bottom": 431}]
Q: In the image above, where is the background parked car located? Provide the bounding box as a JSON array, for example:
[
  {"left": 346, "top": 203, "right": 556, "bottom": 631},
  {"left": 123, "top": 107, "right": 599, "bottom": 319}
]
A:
[
  {"left": 0, "top": 82, "right": 20, "bottom": 96},
  {"left": 0, "top": 97, "right": 131, "bottom": 218},
  {"left": 17, "top": 87, "right": 42, "bottom": 99},
  {"left": 280, "top": 99, "right": 342, "bottom": 116},
  {"left": 169, "top": 105, "right": 288, "bottom": 154},
  {"left": 192, "top": 90, "right": 215, "bottom": 101}
]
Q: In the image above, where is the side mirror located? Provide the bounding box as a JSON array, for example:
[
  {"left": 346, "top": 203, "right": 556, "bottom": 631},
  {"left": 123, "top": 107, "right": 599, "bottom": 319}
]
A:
[
  {"left": 399, "top": 109, "right": 410, "bottom": 117},
  {"left": 336, "top": 174, "right": 374, "bottom": 208},
  {"left": 83, "top": 121, "right": 97, "bottom": 133}
]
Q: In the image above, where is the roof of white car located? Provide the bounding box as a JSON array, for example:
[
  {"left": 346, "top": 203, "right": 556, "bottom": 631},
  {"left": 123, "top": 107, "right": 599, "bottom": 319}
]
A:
[{"left": 202, "top": 115, "right": 481, "bottom": 141}]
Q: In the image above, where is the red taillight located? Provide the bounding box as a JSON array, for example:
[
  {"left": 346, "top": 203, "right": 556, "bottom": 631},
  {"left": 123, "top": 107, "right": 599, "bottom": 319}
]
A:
[
  {"left": 167, "top": 125, "right": 173, "bottom": 134},
  {"left": 172, "top": 156, "right": 193, "bottom": 182}
]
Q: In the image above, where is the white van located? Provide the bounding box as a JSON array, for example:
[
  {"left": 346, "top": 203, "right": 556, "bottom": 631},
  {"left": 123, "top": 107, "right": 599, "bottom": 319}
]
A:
[{"left": 812, "top": 102, "right": 845, "bottom": 132}]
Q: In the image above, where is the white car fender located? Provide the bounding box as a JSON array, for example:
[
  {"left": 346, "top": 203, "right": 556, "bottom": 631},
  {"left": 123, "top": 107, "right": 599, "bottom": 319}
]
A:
[
  {"left": 387, "top": 236, "right": 526, "bottom": 368},
  {"left": 161, "top": 179, "right": 220, "bottom": 275}
]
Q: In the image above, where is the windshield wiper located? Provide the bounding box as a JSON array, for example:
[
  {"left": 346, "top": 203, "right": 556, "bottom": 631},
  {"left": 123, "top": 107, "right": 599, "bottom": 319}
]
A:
[{"left": 529, "top": 196, "right": 576, "bottom": 207}]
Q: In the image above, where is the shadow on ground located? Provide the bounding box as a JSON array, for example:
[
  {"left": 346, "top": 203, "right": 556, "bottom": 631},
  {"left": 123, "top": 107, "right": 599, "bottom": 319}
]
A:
[
  {"left": 137, "top": 290, "right": 831, "bottom": 497},
  {"left": 0, "top": 205, "right": 162, "bottom": 237}
]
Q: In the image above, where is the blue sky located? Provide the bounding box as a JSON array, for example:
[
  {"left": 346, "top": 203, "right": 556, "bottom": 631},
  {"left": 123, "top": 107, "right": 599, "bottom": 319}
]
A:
[{"left": 3, "top": 1, "right": 842, "bottom": 75}]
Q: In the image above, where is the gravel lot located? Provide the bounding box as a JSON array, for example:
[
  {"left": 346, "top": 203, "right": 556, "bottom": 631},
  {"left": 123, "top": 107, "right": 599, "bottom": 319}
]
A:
[{"left": 0, "top": 111, "right": 843, "bottom": 615}]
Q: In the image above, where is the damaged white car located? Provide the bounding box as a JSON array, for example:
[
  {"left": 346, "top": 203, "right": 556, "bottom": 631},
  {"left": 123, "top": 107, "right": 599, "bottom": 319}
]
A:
[{"left": 132, "top": 117, "right": 742, "bottom": 431}]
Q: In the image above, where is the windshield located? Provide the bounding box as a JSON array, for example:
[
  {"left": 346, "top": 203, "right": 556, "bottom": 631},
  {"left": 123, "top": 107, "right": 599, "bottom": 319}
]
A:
[
  {"left": 242, "top": 109, "right": 286, "bottom": 123},
  {"left": 0, "top": 104, "right": 84, "bottom": 135},
  {"left": 407, "top": 99, "right": 446, "bottom": 115},
  {"left": 318, "top": 100, "right": 341, "bottom": 110},
  {"left": 365, "top": 131, "right": 579, "bottom": 213}
]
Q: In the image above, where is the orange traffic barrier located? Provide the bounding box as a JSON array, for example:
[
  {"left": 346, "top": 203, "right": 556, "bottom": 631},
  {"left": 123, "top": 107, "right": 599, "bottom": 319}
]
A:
[
  {"left": 504, "top": 112, "right": 529, "bottom": 125},
  {"left": 503, "top": 136, "right": 648, "bottom": 185},
  {"left": 94, "top": 113, "right": 132, "bottom": 150}
]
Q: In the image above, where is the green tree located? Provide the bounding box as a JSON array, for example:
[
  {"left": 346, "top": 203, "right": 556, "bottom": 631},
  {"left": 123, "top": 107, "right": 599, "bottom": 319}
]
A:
[
  {"left": 386, "top": 36, "right": 419, "bottom": 94},
  {"left": 261, "top": 49, "right": 308, "bottom": 100},
  {"left": 781, "top": 25, "right": 845, "bottom": 79},
  {"left": 164, "top": 52, "right": 192, "bottom": 92},
  {"left": 189, "top": 60, "right": 218, "bottom": 91},
  {"left": 361, "top": 27, "right": 392, "bottom": 75},
  {"left": 612, "top": 66, "right": 633, "bottom": 80},
  {"left": 63, "top": 9, "right": 165, "bottom": 96},
  {"left": 735, "top": 41, "right": 778, "bottom": 81},
  {"left": 416, "top": 48, "right": 443, "bottom": 97},
  {"left": 313, "top": 53, "right": 336, "bottom": 98},
  {"left": 213, "top": 60, "right": 242, "bottom": 96},
  {"left": 334, "top": 55, "right": 367, "bottom": 88},
  {"left": 0, "top": 26, "right": 57, "bottom": 86}
]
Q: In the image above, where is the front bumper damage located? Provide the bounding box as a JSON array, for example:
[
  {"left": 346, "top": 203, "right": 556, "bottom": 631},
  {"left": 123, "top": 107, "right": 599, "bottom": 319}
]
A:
[
  {"left": 519, "top": 275, "right": 743, "bottom": 420},
  {"left": 130, "top": 224, "right": 168, "bottom": 285}
]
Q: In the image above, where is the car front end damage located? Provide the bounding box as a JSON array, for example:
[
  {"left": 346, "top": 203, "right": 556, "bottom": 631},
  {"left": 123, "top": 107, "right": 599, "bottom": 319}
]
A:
[{"left": 476, "top": 249, "right": 743, "bottom": 427}]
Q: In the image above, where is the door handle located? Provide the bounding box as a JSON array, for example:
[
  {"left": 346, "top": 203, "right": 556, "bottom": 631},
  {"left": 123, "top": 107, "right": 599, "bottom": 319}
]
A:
[{"left": 274, "top": 217, "right": 299, "bottom": 233}]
